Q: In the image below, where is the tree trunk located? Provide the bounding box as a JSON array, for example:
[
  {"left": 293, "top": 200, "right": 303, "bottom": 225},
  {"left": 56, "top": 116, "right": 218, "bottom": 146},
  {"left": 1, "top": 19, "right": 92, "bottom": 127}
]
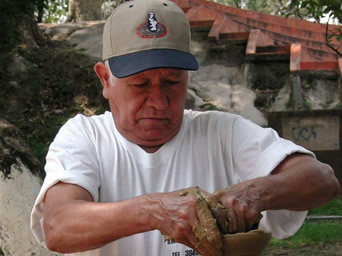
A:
[
  {"left": 0, "top": 0, "right": 45, "bottom": 53},
  {"left": 67, "top": 0, "right": 102, "bottom": 22},
  {"left": 36, "top": 0, "right": 44, "bottom": 23}
]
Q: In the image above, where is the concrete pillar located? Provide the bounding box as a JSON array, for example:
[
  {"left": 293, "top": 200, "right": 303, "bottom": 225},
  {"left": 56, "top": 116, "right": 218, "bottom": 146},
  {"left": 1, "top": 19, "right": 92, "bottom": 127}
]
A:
[
  {"left": 291, "top": 73, "right": 304, "bottom": 110},
  {"left": 242, "top": 63, "right": 255, "bottom": 89},
  {"left": 338, "top": 76, "right": 342, "bottom": 104},
  {"left": 338, "top": 58, "right": 342, "bottom": 104}
]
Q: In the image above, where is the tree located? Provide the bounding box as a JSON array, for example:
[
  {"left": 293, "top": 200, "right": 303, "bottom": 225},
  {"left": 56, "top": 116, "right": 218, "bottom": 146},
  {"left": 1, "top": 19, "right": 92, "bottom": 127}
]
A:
[
  {"left": 210, "top": 0, "right": 305, "bottom": 18},
  {"left": 42, "top": 0, "right": 69, "bottom": 23},
  {"left": 285, "top": 0, "right": 342, "bottom": 56},
  {"left": 67, "top": 0, "right": 102, "bottom": 22},
  {"left": 0, "top": 0, "right": 45, "bottom": 54}
]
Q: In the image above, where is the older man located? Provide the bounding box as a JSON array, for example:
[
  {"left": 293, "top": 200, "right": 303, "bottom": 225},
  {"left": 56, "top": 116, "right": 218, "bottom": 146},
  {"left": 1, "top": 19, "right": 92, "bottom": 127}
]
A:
[{"left": 30, "top": 0, "right": 340, "bottom": 255}]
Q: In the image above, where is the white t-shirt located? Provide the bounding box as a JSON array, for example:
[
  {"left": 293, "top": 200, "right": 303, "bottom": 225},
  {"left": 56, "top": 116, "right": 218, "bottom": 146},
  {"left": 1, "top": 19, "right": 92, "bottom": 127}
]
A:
[{"left": 31, "top": 110, "right": 313, "bottom": 256}]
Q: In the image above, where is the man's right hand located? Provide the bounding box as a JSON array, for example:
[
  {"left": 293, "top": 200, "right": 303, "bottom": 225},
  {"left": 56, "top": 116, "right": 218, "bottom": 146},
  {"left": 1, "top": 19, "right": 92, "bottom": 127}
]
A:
[{"left": 144, "top": 187, "right": 223, "bottom": 256}]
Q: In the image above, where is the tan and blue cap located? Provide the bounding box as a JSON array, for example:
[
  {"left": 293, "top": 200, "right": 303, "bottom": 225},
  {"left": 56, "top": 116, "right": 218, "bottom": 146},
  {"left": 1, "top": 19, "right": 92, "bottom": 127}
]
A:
[{"left": 102, "top": 0, "right": 199, "bottom": 78}]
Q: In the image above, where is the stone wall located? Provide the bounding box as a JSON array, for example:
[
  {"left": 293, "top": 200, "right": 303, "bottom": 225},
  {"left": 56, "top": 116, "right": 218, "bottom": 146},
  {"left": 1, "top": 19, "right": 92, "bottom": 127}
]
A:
[{"left": 268, "top": 110, "right": 342, "bottom": 192}]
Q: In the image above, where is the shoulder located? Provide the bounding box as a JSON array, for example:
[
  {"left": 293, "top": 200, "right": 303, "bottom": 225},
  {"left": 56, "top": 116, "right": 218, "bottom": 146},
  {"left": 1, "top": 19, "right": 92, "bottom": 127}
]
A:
[
  {"left": 184, "top": 109, "right": 241, "bottom": 124},
  {"left": 183, "top": 109, "right": 278, "bottom": 143},
  {"left": 66, "top": 111, "right": 112, "bottom": 126},
  {"left": 62, "top": 111, "right": 113, "bottom": 132},
  {"left": 181, "top": 110, "right": 248, "bottom": 144},
  {"left": 54, "top": 112, "right": 114, "bottom": 145}
]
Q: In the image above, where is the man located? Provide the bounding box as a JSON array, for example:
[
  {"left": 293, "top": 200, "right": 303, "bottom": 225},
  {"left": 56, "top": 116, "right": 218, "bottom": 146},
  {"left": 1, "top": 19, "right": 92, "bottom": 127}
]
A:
[{"left": 30, "top": 0, "right": 340, "bottom": 255}]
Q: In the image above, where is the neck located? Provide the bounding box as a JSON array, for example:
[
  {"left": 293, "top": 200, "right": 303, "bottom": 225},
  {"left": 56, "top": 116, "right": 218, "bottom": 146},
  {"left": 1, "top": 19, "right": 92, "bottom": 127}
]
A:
[{"left": 139, "top": 144, "right": 163, "bottom": 153}]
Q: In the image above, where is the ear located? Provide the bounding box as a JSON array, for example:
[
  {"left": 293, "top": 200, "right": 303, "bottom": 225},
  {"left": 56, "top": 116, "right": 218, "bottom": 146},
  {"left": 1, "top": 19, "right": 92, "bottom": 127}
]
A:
[{"left": 94, "top": 62, "right": 111, "bottom": 99}]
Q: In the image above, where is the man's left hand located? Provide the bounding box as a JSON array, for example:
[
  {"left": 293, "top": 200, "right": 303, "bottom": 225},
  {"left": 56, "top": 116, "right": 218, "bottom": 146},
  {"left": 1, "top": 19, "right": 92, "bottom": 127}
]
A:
[{"left": 214, "top": 182, "right": 264, "bottom": 234}]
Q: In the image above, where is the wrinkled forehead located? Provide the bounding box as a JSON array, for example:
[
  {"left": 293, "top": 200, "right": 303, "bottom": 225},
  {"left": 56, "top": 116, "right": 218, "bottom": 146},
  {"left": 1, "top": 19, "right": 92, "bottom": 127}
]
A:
[{"left": 123, "top": 68, "right": 189, "bottom": 80}]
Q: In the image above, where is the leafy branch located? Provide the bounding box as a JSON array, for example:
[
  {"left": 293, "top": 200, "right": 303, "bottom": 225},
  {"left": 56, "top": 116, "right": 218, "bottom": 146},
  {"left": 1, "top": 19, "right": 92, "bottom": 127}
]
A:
[{"left": 286, "top": 0, "right": 341, "bottom": 56}]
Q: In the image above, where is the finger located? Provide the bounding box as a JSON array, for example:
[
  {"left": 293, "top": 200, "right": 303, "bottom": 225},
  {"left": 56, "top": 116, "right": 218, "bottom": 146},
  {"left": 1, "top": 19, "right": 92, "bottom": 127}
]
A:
[
  {"left": 195, "top": 198, "right": 222, "bottom": 250},
  {"left": 194, "top": 240, "right": 210, "bottom": 256},
  {"left": 190, "top": 220, "right": 212, "bottom": 256},
  {"left": 183, "top": 222, "right": 200, "bottom": 249},
  {"left": 180, "top": 187, "right": 223, "bottom": 255},
  {"left": 246, "top": 210, "right": 263, "bottom": 231},
  {"left": 192, "top": 229, "right": 222, "bottom": 256},
  {"left": 194, "top": 223, "right": 222, "bottom": 256},
  {"left": 236, "top": 203, "right": 248, "bottom": 232},
  {"left": 181, "top": 187, "right": 222, "bottom": 249},
  {"left": 199, "top": 191, "right": 230, "bottom": 234},
  {"left": 246, "top": 215, "right": 256, "bottom": 231},
  {"left": 210, "top": 206, "right": 230, "bottom": 234},
  {"left": 228, "top": 208, "right": 238, "bottom": 233},
  {"left": 198, "top": 239, "right": 223, "bottom": 256}
]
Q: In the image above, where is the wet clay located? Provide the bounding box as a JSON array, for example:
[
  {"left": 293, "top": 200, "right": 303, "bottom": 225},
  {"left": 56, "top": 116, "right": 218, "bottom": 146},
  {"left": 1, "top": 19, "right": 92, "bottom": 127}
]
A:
[{"left": 179, "top": 187, "right": 272, "bottom": 256}]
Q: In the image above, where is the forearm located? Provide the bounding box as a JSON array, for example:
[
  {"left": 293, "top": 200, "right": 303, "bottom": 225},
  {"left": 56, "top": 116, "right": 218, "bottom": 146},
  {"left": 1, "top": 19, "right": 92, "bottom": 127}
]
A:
[
  {"left": 215, "top": 154, "right": 340, "bottom": 233},
  {"left": 44, "top": 185, "right": 223, "bottom": 256},
  {"left": 44, "top": 195, "right": 152, "bottom": 253},
  {"left": 252, "top": 155, "right": 340, "bottom": 211}
]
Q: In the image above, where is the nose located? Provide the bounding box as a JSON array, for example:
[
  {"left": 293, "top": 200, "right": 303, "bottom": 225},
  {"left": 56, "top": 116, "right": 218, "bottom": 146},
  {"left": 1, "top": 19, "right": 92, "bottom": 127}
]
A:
[{"left": 146, "top": 85, "right": 169, "bottom": 110}]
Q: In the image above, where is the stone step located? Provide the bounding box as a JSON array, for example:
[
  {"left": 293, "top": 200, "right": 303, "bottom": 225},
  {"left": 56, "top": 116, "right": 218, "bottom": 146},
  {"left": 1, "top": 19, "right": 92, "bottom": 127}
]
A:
[
  {"left": 186, "top": 5, "right": 338, "bottom": 61},
  {"left": 188, "top": 0, "right": 340, "bottom": 39}
]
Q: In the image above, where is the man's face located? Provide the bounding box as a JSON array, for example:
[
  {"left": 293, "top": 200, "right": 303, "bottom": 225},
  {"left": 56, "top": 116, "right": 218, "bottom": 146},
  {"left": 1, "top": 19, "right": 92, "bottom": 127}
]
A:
[{"left": 104, "top": 68, "right": 188, "bottom": 151}]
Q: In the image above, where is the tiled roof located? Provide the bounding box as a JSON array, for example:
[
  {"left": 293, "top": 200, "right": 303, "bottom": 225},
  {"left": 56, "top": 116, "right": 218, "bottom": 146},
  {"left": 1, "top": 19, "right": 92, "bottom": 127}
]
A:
[{"left": 172, "top": 0, "right": 342, "bottom": 77}]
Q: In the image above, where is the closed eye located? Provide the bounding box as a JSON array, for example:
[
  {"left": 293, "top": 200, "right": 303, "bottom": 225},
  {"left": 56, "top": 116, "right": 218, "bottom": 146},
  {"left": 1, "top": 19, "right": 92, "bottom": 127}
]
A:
[
  {"left": 132, "top": 82, "right": 149, "bottom": 88},
  {"left": 164, "top": 80, "right": 181, "bottom": 85}
]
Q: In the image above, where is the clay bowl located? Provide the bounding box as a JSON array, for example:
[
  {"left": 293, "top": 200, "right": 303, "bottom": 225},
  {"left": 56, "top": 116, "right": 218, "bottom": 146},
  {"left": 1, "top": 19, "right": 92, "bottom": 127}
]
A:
[{"left": 222, "top": 229, "right": 272, "bottom": 256}]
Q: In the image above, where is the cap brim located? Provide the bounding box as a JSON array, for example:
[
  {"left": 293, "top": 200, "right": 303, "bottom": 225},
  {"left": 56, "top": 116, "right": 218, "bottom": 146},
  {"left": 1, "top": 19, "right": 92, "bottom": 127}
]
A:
[{"left": 108, "top": 49, "right": 199, "bottom": 78}]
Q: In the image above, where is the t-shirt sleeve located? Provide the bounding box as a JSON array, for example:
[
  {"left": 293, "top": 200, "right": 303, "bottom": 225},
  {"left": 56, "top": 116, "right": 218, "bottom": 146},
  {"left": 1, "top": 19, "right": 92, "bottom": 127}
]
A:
[
  {"left": 231, "top": 116, "right": 315, "bottom": 239},
  {"left": 30, "top": 115, "right": 101, "bottom": 246}
]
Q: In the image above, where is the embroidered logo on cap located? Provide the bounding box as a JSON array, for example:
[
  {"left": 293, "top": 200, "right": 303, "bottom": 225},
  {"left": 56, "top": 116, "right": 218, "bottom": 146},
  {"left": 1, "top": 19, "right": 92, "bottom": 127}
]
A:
[{"left": 137, "top": 13, "right": 167, "bottom": 38}]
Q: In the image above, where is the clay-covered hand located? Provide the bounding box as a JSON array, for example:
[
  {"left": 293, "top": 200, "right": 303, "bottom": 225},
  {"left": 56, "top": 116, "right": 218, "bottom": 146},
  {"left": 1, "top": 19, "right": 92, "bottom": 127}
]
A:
[
  {"left": 178, "top": 187, "right": 223, "bottom": 256},
  {"left": 191, "top": 189, "right": 231, "bottom": 235},
  {"left": 145, "top": 187, "right": 223, "bottom": 256},
  {"left": 214, "top": 183, "right": 264, "bottom": 234}
]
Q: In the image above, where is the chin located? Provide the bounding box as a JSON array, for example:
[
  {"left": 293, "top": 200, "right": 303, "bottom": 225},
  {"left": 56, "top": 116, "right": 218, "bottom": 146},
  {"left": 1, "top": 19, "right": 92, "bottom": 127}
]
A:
[{"left": 138, "top": 130, "right": 177, "bottom": 144}]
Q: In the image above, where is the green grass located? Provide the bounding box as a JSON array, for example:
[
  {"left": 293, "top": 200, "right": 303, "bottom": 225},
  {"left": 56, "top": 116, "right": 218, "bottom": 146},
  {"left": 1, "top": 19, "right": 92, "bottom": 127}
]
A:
[
  {"left": 263, "top": 221, "right": 342, "bottom": 255},
  {"left": 262, "top": 196, "right": 342, "bottom": 255},
  {"left": 309, "top": 196, "right": 342, "bottom": 216},
  {"left": 271, "top": 221, "right": 342, "bottom": 246}
]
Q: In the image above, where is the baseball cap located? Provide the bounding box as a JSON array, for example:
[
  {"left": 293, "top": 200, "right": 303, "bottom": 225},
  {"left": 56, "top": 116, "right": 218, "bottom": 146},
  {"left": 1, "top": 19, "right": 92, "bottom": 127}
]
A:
[{"left": 102, "top": 0, "right": 199, "bottom": 78}]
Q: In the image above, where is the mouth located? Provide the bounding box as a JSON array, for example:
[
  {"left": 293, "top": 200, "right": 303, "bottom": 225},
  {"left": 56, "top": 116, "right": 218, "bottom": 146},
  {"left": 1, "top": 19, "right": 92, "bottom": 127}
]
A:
[
  {"left": 139, "top": 116, "right": 169, "bottom": 121},
  {"left": 138, "top": 117, "right": 169, "bottom": 126},
  {"left": 143, "top": 117, "right": 168, "bottom": 120}
]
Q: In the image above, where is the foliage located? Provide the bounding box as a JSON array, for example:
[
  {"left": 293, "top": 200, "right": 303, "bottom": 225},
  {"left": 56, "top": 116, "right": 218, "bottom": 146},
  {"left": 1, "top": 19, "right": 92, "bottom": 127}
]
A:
[
  {"left": 287, "top": 0, "right": 342, "bottom": 24},
  {"left": 0, "top": 41, "right": 108, "bottom": 176},
  {"left": 285, "top": 0, "right": 342, "bottom": 55},
  {"left": 41, "top": 0, "right": 69, "bottom": 23},
  {"left": 16, "top": 45, "right": 108, "bottom": 175},
  {"left": 211, "top": 0, "right": 295, "bottom": 16},
  {"left": 35, "top": 0, "right": 128, "bottom": 24}
]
